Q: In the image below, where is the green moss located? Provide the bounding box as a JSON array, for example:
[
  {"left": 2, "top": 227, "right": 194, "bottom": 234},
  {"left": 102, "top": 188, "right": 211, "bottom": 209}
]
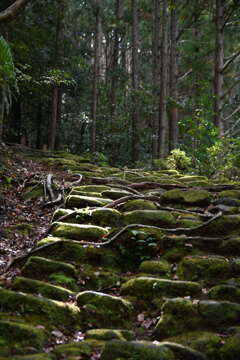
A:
[
  {"left": 160, "top": 189, "right": 212, "bottom": 207},
  {"left": 120, "top": 277, "right": 202, "bottom": 307},
  {"left": 139, "top": 260, "right": 171, "bottom": 277},
  {"left": 102, "top": 189, "right": 133, "bottom": 200},
  {"left": 207, "top": 285, "right": 240, "bottom": 302},
  {"left": 0, "top": 320, "right": 48, "bottom": 352},
  {"left": 22, "top": 256, "right": 76, "bottom": 280},
  {"left": 221, "top": 237, "right": 240, "bottom": 255},
  {"left": 76, "top": 291, "right": 132, "bottom": 328},
  {"left": 85, "top": 329, "right": 135, "bottom": 341},
  {"left": 21, "top": 186, "right": 43, "bottom": 200},
  {"left": 50, "top": 222, "right": 108, "bottom": 241},
  {"left": 123, "top": 210, "right": 176, "bottom": 227},
  {"left": 53, "top": 341, "right": 92, "bottom": 358},
  {"left": 206, "top": 215, "right": 240, "bottom": 236},
  {"left": 220, "top": 335, "right": 240, "bottom": 360},
  {"left": 155, "top": 298, "right": 240, "bottom": 338},
  {"left": 49, "top": 272, "right": 78, "bottom": 291},
  {"left": 122, "top": 199, "right": 158, "bottom": 211},
  {"left": 176, "top": 218, "right": 202, "bottom": 228},
  {"left": 2, "top": 354, "right": 55, "bottom": 360},
  {"left": 37, "top": 236, "right": 63, "bottom": 247},
  {"left": 100, "top": 340, "right": 175, "bottom": 360},
  {"left": 177, "top": 255, "right": 232, "bottom": 285},
  {"left": 65, "top": 194, "right": 112, "bottom": 208},
  {"left": 12, "top": 277, "right": 75, "bottom": 301},
  {"left": 78, "top": 264, "right": 120, "bottom": 291},
  {"left": 165, "top": 331, "right": 222, "bottom": 360},
  {"left": 0, "top": 288, "right": 81, "bottom": 332},
  {"left": 12, "top": 223, "right": 33, "bottom": 236},
  {"left": 218, "top": 190, "right": 240, "bottom": 200}
]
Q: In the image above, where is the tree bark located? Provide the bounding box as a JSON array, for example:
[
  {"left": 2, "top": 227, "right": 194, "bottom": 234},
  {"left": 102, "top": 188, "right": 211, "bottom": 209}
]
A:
[
  {"left": 0, "top": 0, "right": 31, "bottom": 23},
  {"left": 48, "top": 0, "right": 65, "bottom": 151},
  {"left": 91, "top": 0, "right": 101, "bottom": 153},
  {"left": 158, "top": 0, "right": 168, "bottom": 156},
  {"left": 214, "top": 0, "right": 224, "bottom": 136},
  {"left": 152, "top": 0, "right": 160, "bottom": 159},
  {"left": 131, "top": 0, "right": 140, "bottom": 164},
  {"left": 169, "top": 0, "right": 179, "bottom": 151}
]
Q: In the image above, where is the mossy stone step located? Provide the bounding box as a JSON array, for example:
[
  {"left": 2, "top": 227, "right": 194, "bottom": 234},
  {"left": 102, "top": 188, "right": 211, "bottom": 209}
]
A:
[
  {"left": 123, "top": 210, "right": 176, "bottom": 227},
  {"left": 207, "top": 284, "right": 240, "bottom": 302},
  {"left": 52, "top": 207, "right": 121, "bottom": 227},
  {"left": 53, "top": 341, "right": 92, "bottom": 358},
  {"left": 101, "top": 189, "right": 133, "bottom": 200},
  {"left": 72, "top": 185, "right": 110, "bottom": 193},
  {"left": 22, "top": 256, "right": 76, "bottom": 280},
  {"left": 177, "top": 255, "right": 232, "bottom": 285},
  {"left": 139, "top": 260, "right": 171, "bottom": 277},
  {"left": 100, "top": 339, "right": 207, "bottom": 360},
  {"left": 160, "top": 189, "right": 212, "bottom": 207},
  {"left": 0, "top": 288, "right": 80, "bottom": 332},
  {"left": 121, "top": 199, "right": 158, "bottom": 211},
  {"left": 65, "top": 195, "right": 112, "bottom": 208},
  {"left": 155, "top": 298, "right": 240, "bottom": 338},
  {"left": 120, "top": 277, "right": 202, "bottom": 306},
  {"left": 76, "top": 291, "right": 132, "bottom": 329},
  {"left": 206, "top": 214, "right": 240, "bottom": 236},
  {"left": 50, "top": 222, "right": 108, "bottom": 241},
  {"left": 0, "top": 320, "right": 48, "bottom": 354},
  {"left": 12, "top": 277, "right": 75, "bottom": 301},
  {"left": 85, "top": 328, "right": 135, "bottom": 341},
  {"left": 218, "top": 190, "right": 240, "bottom": 199}
]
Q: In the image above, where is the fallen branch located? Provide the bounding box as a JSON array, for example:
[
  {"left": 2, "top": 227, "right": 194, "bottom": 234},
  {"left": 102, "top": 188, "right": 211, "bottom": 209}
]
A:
[{"left": 46, "top": 174, "right": 55, "bottom": 200}]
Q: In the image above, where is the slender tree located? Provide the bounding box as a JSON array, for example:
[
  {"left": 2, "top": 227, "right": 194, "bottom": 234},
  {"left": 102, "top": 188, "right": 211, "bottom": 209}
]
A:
[
  {"left": 49, "top": 0, "right": 66, "bottom": 151},
  {"left": 91, "top": 0, "right": 101, "bottom": 153},
  {"left": 152, "top": 0, "right": 160, "bottom": 159},
  {"left": 158, "top": 0, "right": 168, "bottom": 156},
  {"left": 169, "top": 0, "right": 179, "bottom": 151},
  {"left": 213, "top": 0, "right": 224, "bottom": 135},
  {"left": 131, "top": 0, "right": 140, "bottom": 163}
]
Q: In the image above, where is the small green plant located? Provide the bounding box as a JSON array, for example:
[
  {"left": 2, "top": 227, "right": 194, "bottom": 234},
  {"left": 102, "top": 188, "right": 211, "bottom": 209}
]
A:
[{"left": 152, "top": 148, "right": 191, "bottom": 171}]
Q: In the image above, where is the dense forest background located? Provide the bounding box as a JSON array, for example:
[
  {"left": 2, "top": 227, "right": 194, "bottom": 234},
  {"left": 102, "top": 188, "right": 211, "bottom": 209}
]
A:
[{"left": 0, "top": 0, "right": 240, "bottom": 175}]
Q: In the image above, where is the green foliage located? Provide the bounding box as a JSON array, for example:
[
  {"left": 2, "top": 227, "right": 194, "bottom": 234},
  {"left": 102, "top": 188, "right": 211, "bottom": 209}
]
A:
[
  {"left": 204, "top": 137, "right": 240, "bottom": 178},
  {"left": 153, "top": 149, "right": 191, "bottom": 171}
]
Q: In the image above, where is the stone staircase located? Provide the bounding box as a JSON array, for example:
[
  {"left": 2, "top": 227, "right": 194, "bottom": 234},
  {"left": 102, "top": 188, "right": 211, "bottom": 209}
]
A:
[{"left": 1, "top": 165, "right": 240, "bottom": 359}]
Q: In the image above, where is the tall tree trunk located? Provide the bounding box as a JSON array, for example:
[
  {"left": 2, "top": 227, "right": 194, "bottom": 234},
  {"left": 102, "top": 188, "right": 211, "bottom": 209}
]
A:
[
  {"left": 158, "top": 0, "right": 168, "bottom": 156},
  {"left": 0, "top": 92, "right": 4, "bottom": 142},
  {"left": 91, "top": 0, "right": 101, "bottom": 153},
  {"left": 131, "top": 0, "right": 140, "bottom": 164},
  {"left": 36, "top": 101, "right": 43, "bottom": 149},
  {"left": 214, "top": 0, "right": 224, "bottom": 135},
  {"left": 169, "top": 0, "right": 178, "bottom": 151},
  {"left": 152, "top": 0, "right": 160, "bottom": 159},
  {"left": 110, "top": 0, "right": 121, "bottom": 118},
  {"left": 49, "top": 0, "right": 65, "bottom": 151}
]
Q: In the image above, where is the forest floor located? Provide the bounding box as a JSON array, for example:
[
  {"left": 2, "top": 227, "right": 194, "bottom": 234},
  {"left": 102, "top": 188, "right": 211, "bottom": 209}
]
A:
[{"left": 0, "top": 145, "right": 69, "bottom": 285}]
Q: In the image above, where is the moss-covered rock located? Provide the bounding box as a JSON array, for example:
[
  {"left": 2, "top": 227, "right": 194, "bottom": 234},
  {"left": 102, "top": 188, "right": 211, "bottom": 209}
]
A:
[
  {"left": 165, "top": 331, "right": 222, "bottom": 360},
  {"left": 212, "top": 197, "right": 240, "bottom": 207},
  {"left": 11, "top": 222, "right": 33, "bottom": 236},
  {"left": 139, "top": 260, "right": 171, "bottom": 277},
  {"left": 2, "top": 354, "right": 55, "bottom": 360},
  {"left": 218, "top": 190, "right": 240, "bottom": 200},
  {"left": 161, "top": 189, "right": 212, "bottom": 207},
  {"left": 207, "top": 284, "right": 240, "bottom": 302},
  {"left": 220, "top": 237, "right": 240, "bottom": 255},
  {"left": 85, "top": 329, "right": 135, "bottom": 341},
  {"left": 76, "top": 291, "right": 132, "bottom": 328},
  {"left": 206, "top": 215, "right": 240, "bottom": 236},
  {"left": 101, "top": 189, "right": 133, "bottom": 200},
  {"left": 219, "top": 333, "right": 240, "bottom": 360},
  {"left": 52, "top": 208, "right": 121, "bottom": 227},
  {"left": 22, "top": 256, "right": 76, "bottom": 280},
  {"left": 0, "top": 320, "right": 48, "bottom": 352},
  {"left": 21, "top": 186, "right": 43, "bottom": 200},
  {"left": 50, "top": 222, "right": 108, "bottom": 241},
  {"left": 176, "top": 218, "right": 202, "bottom": 228},
  {"left": 155, "top": 298, "right": 240, "bottom": 338},
  {"left": 49, "top": 272, "right": 79, "bottom": 291},
  {"left": 100, "top": 339, "right": 207, "bottom": 360},
  {"left": 123, "top": 210, "right": 176, "bottom": 227},
  {"left": 122, "top": 199, "right": 158, "bottom": 211},
  {"left": 177, "top": 255, "right": 232, "bottom": 285},
  {"left": 12, "top": 277, "right": 75, "bottom": 301},
  {"left": 72, "top": 185, "right": 110, "bottom": 193},
  {"left": 78, "top": 264, "right": 120, "bottom": 291},
  {"left": 120, "top": 277, "right": 202, "bottom": 307},
  {"left": 65, "top": 195, "right": 112, "bottom": 208},
  {"left": 53, "top": 341, "right": 92, "bottom": 358},
  {"left": 0, "top": 288, "right": 81, "bottom": 331}
]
